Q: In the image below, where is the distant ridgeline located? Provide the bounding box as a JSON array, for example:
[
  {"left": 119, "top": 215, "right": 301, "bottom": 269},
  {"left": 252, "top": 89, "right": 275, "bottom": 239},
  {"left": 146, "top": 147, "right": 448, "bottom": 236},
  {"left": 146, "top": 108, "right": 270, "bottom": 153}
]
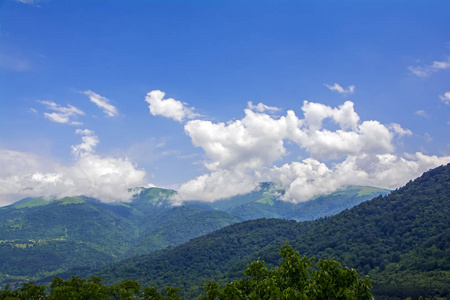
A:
[
  {"left": 0, "top": 183, "right": 388, "bottom": 287},
  {"left": 89, "top": 164, "right": 449, "bottom": 299}
]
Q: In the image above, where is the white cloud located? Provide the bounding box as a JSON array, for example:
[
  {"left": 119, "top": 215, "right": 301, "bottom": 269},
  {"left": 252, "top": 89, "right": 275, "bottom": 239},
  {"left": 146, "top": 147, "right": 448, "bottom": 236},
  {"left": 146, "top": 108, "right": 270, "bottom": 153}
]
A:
[
  {"left": 325, "top": 83, "right": 355, "bottom": 95},
  {"left": 301, "top": 100, "right": 360, "bottom": 130},
  {"left": 415, "top": 110, "right": 428, "bottom": 117},
  {"left": 389, "top": 123, "right": 413, "bottom": 137},
  {"left": 72, "top": 129, "right": 99, "bottom": 155},
  {"left": 39, "top": 100, "right": 85, "bottom": 125},
  {"left": 169, "top": 97, "right": 449, "bottom": 203},
  {"left": 145, "top": 90, "right": 199, "bottom": 122},
  {"left": 408, "top": 58, "right": 450, "bottom": 77},
  {"left": 84, "top": 90, "right": 119, "bottom": 117},
  {"left": 439, "top": 92, "right": 450, "bottom": 105},
  {"left": 247, "top": 101, "right": 280, "bottom": 113},
  {"left": 0, "top": 130, "right": 147, "bottom": 206},
  {"left": 173, "top": 169, "right": 258, "bottom": 203},
  {"left": 268, "top": 152, "right": 450, "bottom": 203}
]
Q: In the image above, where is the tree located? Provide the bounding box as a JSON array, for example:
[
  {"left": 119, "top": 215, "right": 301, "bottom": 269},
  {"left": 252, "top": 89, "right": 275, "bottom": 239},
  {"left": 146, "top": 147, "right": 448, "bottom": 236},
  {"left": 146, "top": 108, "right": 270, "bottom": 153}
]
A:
[{"left": 200, "top": 244, "right": 373, "bottom": 300}]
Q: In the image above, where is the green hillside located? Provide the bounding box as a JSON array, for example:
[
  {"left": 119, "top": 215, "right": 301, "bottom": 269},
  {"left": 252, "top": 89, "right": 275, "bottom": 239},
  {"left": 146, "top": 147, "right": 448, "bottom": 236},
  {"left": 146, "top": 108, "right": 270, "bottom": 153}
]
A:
[
  {"left": 92, "top": 164, "right": 450, "bottom": 299},
  {"left": 0, "top": 196, "right": 138, "bottom": 282},
  {"left": 0, "top": 189, "right": 240, "bottom": 286},
  {"left": 0, "top": 181, "right": 390, "bottom": 288}
]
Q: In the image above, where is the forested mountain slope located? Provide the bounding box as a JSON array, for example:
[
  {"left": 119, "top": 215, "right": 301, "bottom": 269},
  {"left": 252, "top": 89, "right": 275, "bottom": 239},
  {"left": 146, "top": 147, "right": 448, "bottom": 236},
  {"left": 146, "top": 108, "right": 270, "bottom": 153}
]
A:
[
  {"left": 0, "top": 192, "right": 241, "bottom": 285},
  {"left": 0, "top": 181, "right": 388, "bottom": 287},
  {"left": 94, "top": 164, "right": 450, "bottom": 299}
]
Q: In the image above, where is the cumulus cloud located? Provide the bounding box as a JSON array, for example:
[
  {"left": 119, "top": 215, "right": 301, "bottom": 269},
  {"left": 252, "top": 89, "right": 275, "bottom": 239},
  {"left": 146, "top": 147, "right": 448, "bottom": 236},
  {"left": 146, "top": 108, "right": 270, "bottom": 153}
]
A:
[
  {"left": 408, "top": 58, "right": 450, "bottom": 77},
  {"left": 173, "top": 170, "right": 258, "bottom": 203},
  {"left": 439, "top": 92, "right": 450, "bottom": 105},
  {"left": 145, "top": 90, "right": 199, "bottom": 122},
  {"left": 267, "top": 153, "right": 450, "bottom": 202},
  {"left": 0, "top": 130, "right": 147, "bottom": 206},
  {"left": 325, "top": 83, "right": 355, "bottom": 95},
  {"left": 39, "top": 100, "right": 85, "bottom": 125},
  {"left": 84, "top": 90, "right": 119, "bottom": 117},
  {"left": 163, "top": 95, "right": 450, "bottom": 203}
]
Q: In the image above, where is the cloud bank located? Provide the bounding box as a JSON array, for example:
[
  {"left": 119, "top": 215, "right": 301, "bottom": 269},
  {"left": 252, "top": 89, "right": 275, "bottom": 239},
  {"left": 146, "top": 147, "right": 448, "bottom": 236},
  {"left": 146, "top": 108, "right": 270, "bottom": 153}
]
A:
[
  {"left": 143, "top": 90, "right": 450, "bottom": 203},
  {"left": 0, "top": 130, "right": 147, "bottom": 206}
]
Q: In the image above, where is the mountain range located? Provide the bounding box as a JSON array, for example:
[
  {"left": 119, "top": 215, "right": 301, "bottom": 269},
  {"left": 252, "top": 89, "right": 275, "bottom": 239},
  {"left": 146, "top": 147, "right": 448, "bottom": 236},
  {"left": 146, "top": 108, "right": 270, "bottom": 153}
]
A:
[{"left": 0, "top": 183, "right": 388, "bottom": 288}]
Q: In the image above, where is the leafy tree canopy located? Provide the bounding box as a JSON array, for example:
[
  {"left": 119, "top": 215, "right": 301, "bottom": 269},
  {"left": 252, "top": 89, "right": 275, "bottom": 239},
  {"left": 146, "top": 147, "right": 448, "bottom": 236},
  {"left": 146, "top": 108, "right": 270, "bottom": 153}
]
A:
[{"left": 200, "top": 244, "right": 373, "bottom": 300}]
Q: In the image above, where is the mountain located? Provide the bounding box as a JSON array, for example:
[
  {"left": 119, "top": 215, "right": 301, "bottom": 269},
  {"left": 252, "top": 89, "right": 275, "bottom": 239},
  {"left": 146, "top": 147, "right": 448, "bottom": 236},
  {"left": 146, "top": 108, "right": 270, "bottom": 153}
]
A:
[
  {"left": 92, "top": 164, "right": 450, "bottom": 299},
  {"left": 0, "top": 183, "right": 389, "bottom": 287},
  {"left": 0, "top": 196, "right": 137, "bottom": 283},
  {"left": 0, "top": 191, "right": 240, "bottom": 286}
]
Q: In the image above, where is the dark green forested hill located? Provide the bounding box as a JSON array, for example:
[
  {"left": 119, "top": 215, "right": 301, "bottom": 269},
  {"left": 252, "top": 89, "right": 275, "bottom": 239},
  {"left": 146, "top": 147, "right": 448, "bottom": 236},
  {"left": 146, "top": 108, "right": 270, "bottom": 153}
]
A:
[
  {"left": 93, "top": 164, "right": 450, "bottom": 299},
  {"left": 93, "top": 218, "right": 310, "bottom": 298}
]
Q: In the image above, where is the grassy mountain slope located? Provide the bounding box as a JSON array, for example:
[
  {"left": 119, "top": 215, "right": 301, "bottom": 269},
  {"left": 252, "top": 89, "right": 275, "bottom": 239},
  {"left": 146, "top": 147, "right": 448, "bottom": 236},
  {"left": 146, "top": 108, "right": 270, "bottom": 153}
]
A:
[{"left": 93, "top": 164, "right": 450, "bottom": 299}]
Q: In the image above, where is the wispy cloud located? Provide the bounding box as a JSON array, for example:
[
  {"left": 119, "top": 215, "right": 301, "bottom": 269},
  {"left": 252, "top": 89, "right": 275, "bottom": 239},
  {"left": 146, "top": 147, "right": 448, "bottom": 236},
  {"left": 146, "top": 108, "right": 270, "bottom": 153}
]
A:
[
  {"left": 408, "top": 58, "right": 450, "bottom": 77},
  {"left": 415, "top": 110, "right": 428, "bottom": 118},
  {"left": 389, "top": 123, "right": 413, "bottom": 137},
  {"left": 84, "top": 90, "right": 119, "bottom": 117},
  {"left": 72, "top": 129, "right": 99, "bottom": 155},
  {"left": 39, "top": 100, "right": 85, "bottom": 125},
  {"left": 325, "top": 83, "right": 355, "bottom": 95},
  {"left": 0, "top": 53, "right": 31, "bottom": 72},
  {"left": 439, "top": 92, "right": 450, "bottom": 105},
  {"left": 15, "top": 0, "right": 40, "bottom": 6},
  {"left": 247, "top": 101, "right": 280, "bottom": 113}
]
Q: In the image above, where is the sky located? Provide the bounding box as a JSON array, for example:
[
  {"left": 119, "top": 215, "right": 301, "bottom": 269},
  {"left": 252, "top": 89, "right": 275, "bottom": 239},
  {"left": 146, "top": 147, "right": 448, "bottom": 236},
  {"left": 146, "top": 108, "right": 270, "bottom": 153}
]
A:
[{"left": 1, "top": 0, "right": 450, "bottom": 206}]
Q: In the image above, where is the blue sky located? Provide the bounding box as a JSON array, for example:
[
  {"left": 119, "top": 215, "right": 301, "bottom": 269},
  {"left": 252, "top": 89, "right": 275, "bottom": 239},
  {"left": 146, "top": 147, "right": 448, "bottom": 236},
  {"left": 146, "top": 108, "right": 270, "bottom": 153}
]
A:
[{"left": 1, "top": 0, "right": 449, "bottom": 205}]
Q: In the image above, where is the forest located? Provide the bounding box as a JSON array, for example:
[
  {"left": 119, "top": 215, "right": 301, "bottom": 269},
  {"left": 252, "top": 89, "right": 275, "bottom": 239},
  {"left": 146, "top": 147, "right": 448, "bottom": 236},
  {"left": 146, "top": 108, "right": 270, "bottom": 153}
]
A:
[{"left": 0, "top": 245, "right": 373, "bottom": 300}]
